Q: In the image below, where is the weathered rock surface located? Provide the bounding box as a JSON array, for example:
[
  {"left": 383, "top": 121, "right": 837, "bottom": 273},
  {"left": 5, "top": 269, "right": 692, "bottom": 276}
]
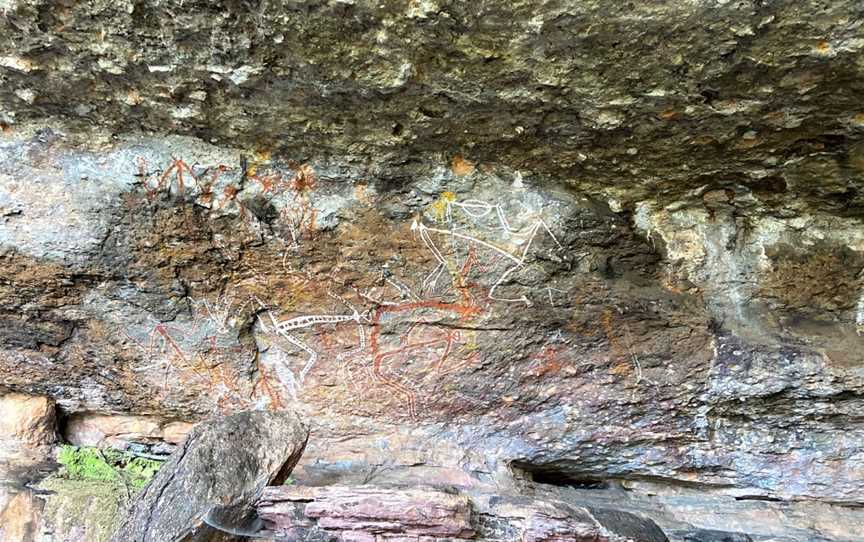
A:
[
  {"left": 0, "top": 393, "right": 57, "bottom": 449},
  {"left": 1, "top": 1, "right": 864, "bottom": 540},
  {"left": 257, "top": 485, "right": 669, "bottom": 542},
  {"left": 64, "top": 413, "right": 193, "bottom": 452},
  {"left": 110, "top": 410, "right": 308, "bottom": 542},
  {"left": 0, "top": 489, "right": 44, "bottom": 542},
  {"left": 0, "top": 393, "right": 57, "bottom": 542},
  {"left": 522, "top": 479, "right": 864, "bottom": 542},
  {"left": 35, "top": 477, "right": 128, "bottom": 542},
  {"left": 1, "top": 0, "right": 863, "bottom": 216}
]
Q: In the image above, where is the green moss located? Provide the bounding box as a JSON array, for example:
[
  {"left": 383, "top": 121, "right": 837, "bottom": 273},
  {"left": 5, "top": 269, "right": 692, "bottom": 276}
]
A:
[
  {"left": 122, "top": 455, "right": 162, "bottom": 490},
  {"left": 37, "top": 446, "right": 165, "bottom": 541},
  {"left": 57, "top": 445, "right": 163, "bottom": 490},
  {"left": 57, "top": 445, "right": 120, "bottom": 482},
  {"left": 37, "top": 478, "right": 126, "bottom": 542}
]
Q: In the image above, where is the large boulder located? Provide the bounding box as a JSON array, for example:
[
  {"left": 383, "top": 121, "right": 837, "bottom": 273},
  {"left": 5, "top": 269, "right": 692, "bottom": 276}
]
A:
[{"left": 110, "top": 410, "right": 308, "bottom": 542}]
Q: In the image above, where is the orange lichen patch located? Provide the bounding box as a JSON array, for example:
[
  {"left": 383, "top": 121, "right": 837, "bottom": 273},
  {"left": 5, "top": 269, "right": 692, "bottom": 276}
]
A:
[
  {"left": 691, "top": 135, "right": 718, "bottom": 146},
  {"left": 601, "top": 308, "right": 632, "bottom": 375},
  {"left": 528, "top": 345, "right": 566, "bottom": 378},
  {"left": 659, "top": 109, "right": 679, "bottom": 121},
  {"left": 451, "top": 154, "right": 475, "bottom": 176},
  {"left": 814, "top": 41, "right": 832, "bottom": 55}
]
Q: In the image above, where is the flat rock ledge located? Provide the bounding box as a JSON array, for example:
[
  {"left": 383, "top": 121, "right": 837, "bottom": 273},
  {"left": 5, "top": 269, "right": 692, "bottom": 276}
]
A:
[
  {"left": 257, "top": 485, "right": 669, "bottom": 542},
  {"left": 110, "top": 410, "right": 309, "bottom": 542}
]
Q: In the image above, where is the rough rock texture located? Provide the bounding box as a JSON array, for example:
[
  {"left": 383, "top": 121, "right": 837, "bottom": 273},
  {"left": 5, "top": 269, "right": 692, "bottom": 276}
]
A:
[
  {"left": 0, "top": 393, "right": 57, "bottom": 542},
  {"left": 1, "top": 1, "right": 864, "bottom": 541},
  {"left": 35, "top": 477, "right": 127, "bottom": 542},
  {"left": 0, "top": 489, "right": 44, "bottom": 542},
  {"left": 0, "top": 393, "right": 57, "bottom": 448},
  {"left": 110, "top": 410, "right": 308, "bottom": 542},
  {"left": 257, "top": 485, "right": 668, "bottom": 542},
  {"left": 63, "top": 413, "right": 193, "bottom": 451},
  {"left": 0, "top": 0, "right": 863, "bottom": 215}
]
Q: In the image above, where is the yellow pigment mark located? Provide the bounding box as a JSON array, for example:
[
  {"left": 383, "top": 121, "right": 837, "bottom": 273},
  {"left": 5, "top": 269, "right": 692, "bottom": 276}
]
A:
[
  {"left": 429, "top": 191, "right": 456, "bottom": 221},
  {"left": 246, "top": 149, "right": 272, "bottom": 177}
]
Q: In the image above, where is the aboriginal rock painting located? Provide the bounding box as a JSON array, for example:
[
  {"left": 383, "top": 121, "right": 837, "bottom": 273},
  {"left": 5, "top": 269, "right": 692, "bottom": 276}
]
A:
[{"left": 112, "top": 150, "right": 638, "bottom": 420}]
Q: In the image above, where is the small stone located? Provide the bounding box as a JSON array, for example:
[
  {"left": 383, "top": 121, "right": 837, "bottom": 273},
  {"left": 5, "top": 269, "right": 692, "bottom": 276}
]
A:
[
  {"left": 188, "top": 90, "right": 207, "bottom": 102},
  {"left": 124, "top": 90, "right": 142, "bottom": 106},
  {"left": 13, "top": 88, "right": 35, "bottom": 104},
  {"left": 0, "top": 55, "right": 35, "bottom": 72}
]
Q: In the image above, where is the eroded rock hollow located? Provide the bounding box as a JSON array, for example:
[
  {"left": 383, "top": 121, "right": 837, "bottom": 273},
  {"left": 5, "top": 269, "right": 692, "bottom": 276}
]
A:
[{"left": 1, "top": 0, "right": 863, "bottom": 540}]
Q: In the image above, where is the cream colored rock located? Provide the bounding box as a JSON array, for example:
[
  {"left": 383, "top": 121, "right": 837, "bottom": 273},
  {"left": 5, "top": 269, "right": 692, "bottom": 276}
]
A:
[
  {"left": 0, "top": 490, "right": 43, "bottom": 542},
  {"left": 64, "top": 414, "right": 162, "bottom": 448},
  {"left": 0, "top": 393, "right": 56, "bottom": 448},
  {"left": 161, "top": 421, "right": 195, "bottom": 445},
  {"left": 63, "top": 414, "right": 192, "bottom": 449}
]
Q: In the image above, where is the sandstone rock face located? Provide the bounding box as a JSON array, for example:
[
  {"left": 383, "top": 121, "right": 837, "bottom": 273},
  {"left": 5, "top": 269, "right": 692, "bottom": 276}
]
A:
[
  {"left": 0, "top": 490, "right": 43, "bottom": 542},
  {"left": 0, "top": 0, "right": 863, "bottom": 213},
  {"left": 259, "top": 485, "right": 476, "bottom": 540},
  {"left": 1, "top": 1, "right": 864, "bottom": 540},
  {"left": 257, "top": 485, "right": 668, "bottom": 542},
  {"left": 0, "top": 393, "right": 56, "bottom": 448},
  {"left": 0, "top": 394, "right": 56, "bottom": 542},
  {"left": 64, "top": 413, "right": 193, "bottom": 450},
  {"left": 110, "top": 410, "right": 308, "bottom": 542}
]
